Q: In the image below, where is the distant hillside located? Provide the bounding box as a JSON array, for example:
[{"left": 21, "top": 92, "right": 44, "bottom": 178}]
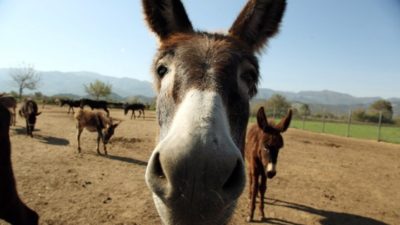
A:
[
  {"left": 254, "top": 89, "right": 400, "bottom": 116},
  {"left": 0, "top": 68, "right": 155, "bottom": 97},
  {"left": 1, "top": 68, "right": 398, "bottom": 115}
]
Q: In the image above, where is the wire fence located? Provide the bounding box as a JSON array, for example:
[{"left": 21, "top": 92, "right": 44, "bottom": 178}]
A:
[{"left": 253, "top": 109, "right": 400, "bottom": 144}]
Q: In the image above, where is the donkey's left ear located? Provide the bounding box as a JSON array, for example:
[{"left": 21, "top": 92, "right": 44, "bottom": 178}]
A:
[
  {"left": 36, "top": 112, "right": 42, "bottom": 116},
  {"left": 142, "top": 0, "right": 194, "bottom": 40},
  {"left": 276, "top": 109, "right": 292, "bottom": 132},
  {"left": 229, "top": 0, "right": 286, "bottom": 52}
]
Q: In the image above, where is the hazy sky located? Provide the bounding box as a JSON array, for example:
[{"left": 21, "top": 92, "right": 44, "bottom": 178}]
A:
[{"left": 0, "top": 0, "right": 399, "bottom": 98}]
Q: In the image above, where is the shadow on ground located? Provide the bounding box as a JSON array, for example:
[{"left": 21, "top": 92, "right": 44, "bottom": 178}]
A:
[
  {"left": 264, "top": 198, "right": 389, "bottom": 225},
  {"left": 105, "top": 154, "right": 148, "bottom": 166},
  {"left": 35, "top": 134, "right": 70, "bottom": 146}
]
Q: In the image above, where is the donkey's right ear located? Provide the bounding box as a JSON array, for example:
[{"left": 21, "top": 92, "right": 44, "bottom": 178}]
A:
[
  {"left": 229, "top": 0, "right": 287, "bottom": 52},
  {"left": 142, "top": 0, "right": 194, "bottom": 40},
  {"left": 256, "top": 107, "right": 268, "bottom": 130}
]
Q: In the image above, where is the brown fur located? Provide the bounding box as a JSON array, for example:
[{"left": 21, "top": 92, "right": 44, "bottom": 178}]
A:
[
  {"left": 0, "top": 96, "right": 17, "bottom": 126},
  {"left": 245, "top": 107, "right": 292, "bottom": 222},
  {"left": 0, "top": 104, "right": 39, "bottom": 225},
  {"left": 74, "top": 109, "right": 120, "bottom": 155},
  {"left": 142, "top": 0, "right": 287, "bottom": 224}
]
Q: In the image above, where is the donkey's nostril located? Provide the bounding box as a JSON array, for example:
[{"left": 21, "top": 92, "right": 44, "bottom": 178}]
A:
[
  {"left": 146, "top": 152, "right": 169, "bottom": 198},
  {"left": 152, "top": 152, "right": 166, "bottom": 179},
  {"left": 222, "top": 159, "right": 245, "bottom": 198}
]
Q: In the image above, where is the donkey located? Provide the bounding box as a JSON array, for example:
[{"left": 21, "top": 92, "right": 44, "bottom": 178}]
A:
[
  {"left": 245, "top": 107, "right": 292, "bottom": 222},
  {"left": 0, "top": 104, "right": 39, "bottom": 225},
  {"left": 19, "top": 100, "right": 41, "bottom": 137},
  {"left": 123, "top": 103, "right": 145, "bottom": 119},
  {"left": 142, "top": 0, "right": 287, "bottom": 224},
  {"left": 0, "top": 95, "right": 17, "bottom": 126},
  {"left": 74, "top": 109, "right": 120, "bottom": 155},
  {"left": 60, "top": 99, "right": 81, "bottom": 114},
  {"left": 80, "top": 98, "right": 110, "bottom": 116}
]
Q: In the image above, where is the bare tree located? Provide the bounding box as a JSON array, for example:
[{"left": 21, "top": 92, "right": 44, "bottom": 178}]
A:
[
  {"left": 10, "top": 63, "right": 41, "bottom": 99},
  {"left": 84, "top": 80, "right": 112, "bottom": 100}
]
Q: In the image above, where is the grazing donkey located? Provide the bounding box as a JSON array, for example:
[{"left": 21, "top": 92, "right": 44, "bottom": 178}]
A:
[
  {"left": 245, "top": 107, "right": 292, "bottom": 222},
  {"left": 80, "top": 98, "right": 110, "bottom": 116},
  {"left": 60, "top": 99, "right": 81, "bottom": 114},
  {"left": 0, "top": 104, "right": 39, "bottom": 225},
  {"left": 123, "top": 103, "right": 146, "bottom": 119},
  {"left": 142, "top": 0, "right": 287, "bottom": 224},
  {"left": 19, "top": 100, "right": 41, "bottom": 137},
  {"left": 0, "top": 95, "right": 17, "bottom": 126},
  {"left": 74, "top": 109, "right": 120, "bottom": 155}
]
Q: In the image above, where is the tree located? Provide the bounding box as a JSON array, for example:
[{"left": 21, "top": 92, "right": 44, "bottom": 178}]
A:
[
  {"left": 84, "top": 80, "right": 112, "bottom": 100},
  {"left": 10, "top": 63, "right": 41, "bottom": 99},
  {"left": 368, "top": 100, "right": 393, "bottom": 122},
  {"left": 299, "top": 103, "right": 311, "bottom": 117},
  {"left": 264, "top": 94, "right": 291, "bottom": 117}
]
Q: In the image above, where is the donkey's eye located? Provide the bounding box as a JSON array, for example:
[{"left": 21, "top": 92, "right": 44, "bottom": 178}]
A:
[
  {"left": 157, "top": 65, "right": 168, "bottom": 78},
  {"left": 240, "top": 71, "right": 257, "bottom": 86}
]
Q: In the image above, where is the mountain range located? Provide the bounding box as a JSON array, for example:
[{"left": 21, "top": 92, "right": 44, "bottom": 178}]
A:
[{"left": 0, "top": 68, "right": 398, "bottom": 115}]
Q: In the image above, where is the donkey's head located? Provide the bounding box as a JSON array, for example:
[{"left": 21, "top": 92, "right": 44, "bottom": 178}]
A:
[
  {"left": 142, "top": 0, "right": 286, "bottom": 224},
  {"left": 256, "top": 107, "right": 292, "bottom": 179},
  {"left": 102, "top": 119, "right": 120, "bottom": 144}
]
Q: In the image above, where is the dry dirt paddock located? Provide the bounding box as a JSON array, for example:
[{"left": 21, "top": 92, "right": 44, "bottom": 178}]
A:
[{"left": 1, "top": 105, "right": 399, "bottom": 225}]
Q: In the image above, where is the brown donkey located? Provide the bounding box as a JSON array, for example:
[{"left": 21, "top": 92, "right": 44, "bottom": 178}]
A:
[
  {"left": 0, "top": 95, "right": 17, "bottom": 126},
  {"left": 0, "top": 104, "right": 39, "bottom": 225},
  {"left": 142, "top": 0, "right": 287, "bottom": 224},
  {"left": 245, "top": 107, "right": 292, "bottom": 222}
]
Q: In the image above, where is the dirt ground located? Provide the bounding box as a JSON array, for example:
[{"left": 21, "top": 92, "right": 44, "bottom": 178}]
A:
[{"left": 1, "top": 106, "right": 399, "bottom": 225}]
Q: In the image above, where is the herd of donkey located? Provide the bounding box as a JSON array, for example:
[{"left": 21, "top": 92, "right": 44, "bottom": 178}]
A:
[{"left": 0, "top": 0, "right": 294, "bottom": 224}]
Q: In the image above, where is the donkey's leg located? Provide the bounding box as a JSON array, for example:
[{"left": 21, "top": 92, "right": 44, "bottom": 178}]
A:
[
  {"left": 96, "top": 135, "right": 101, "bottom": 155},
  {"left": 103, "top": 144, "right": 108, "bottom": 156},
  {"left": 104, "top": 108, "right": 110, "bottom": 117},
  {"left": 142, "top": 110, "right": 145, "bottom": 120},
  {"left": 130, "top": 111, "right": 134, "bottom": 120},
  {"left": 25, "top": 120, "right": 29, "bottom": 136},
  {"left": 12, "top": 107, "right": 16, "bottom": 126},
  {"left": 258, "top": 174, "right": 267, "bottom": 220},
  {"left": 248, "top": 170, "right": 253, "bottom": 199},
  {"left": 77, "top": 128, "right": 83, "bottom": 153},
  {"left": 247, "top": 173, "right": 259, "bottom": 222},
  {"left": 96, "top": 126, "right": 104, "bottom": 155}
]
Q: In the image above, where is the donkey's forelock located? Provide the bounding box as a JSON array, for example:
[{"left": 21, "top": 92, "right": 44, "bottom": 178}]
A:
[{"left": 153, "top": 32, "right": 260, "bottom": 97}]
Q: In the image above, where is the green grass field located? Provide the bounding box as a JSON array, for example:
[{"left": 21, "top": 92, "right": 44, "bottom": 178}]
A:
[{"left": 249, "top": 117, "right": 400, "bottom": 144}]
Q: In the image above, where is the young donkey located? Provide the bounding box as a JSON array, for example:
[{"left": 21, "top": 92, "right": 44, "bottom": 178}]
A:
[
  {"left": 142, "top": 0, "right": 286, "bottom": 224},
  {"left": 245, "top": 107, "right": 292, "bottom": 222},
  {"left": 0, "top": 104, "right": 39, "bottom": 225},
  {"left": 74, "top": 109, "right": 120, "bottom": 155}
]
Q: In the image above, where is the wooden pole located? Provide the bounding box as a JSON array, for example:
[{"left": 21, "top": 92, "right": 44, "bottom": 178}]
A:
[
  {"left": 322, "top": 109, "right": 326, "bottom": 133},
  {"left": 346, "top": 110, "right": 352, "bottom": 137},
  {"left": 377, "top": 111, "right": 382, "bottom": 142}
]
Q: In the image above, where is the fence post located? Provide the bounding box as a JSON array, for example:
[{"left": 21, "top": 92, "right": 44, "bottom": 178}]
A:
[
  {"left": 322, "top": 109, "right": 326, "bottom": 133},
  {"left": 346, "top": 110, "right": 352, "bottom": 137},
  {"left": 377, "top": 111, "right": 382, "bottom": 142},
  {"left": 302, "top": 115, "right": 306, "bottom": 130},
  {"left": 272, "top": 107, "right": 276, "bottom": 120}
]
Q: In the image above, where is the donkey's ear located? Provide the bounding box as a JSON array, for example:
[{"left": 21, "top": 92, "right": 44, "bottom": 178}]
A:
[
  {"left": 229, "top": 0, "right": 286, "bottom": 52},
  {"left": 256, "top": 107, "right": 269, "bottom": 130},
  {"left": 276, "top": 109, "right": 292, "bottom": 132},
  {"left": 142, "top": 0, "right": 193, "bottom": 40}
]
